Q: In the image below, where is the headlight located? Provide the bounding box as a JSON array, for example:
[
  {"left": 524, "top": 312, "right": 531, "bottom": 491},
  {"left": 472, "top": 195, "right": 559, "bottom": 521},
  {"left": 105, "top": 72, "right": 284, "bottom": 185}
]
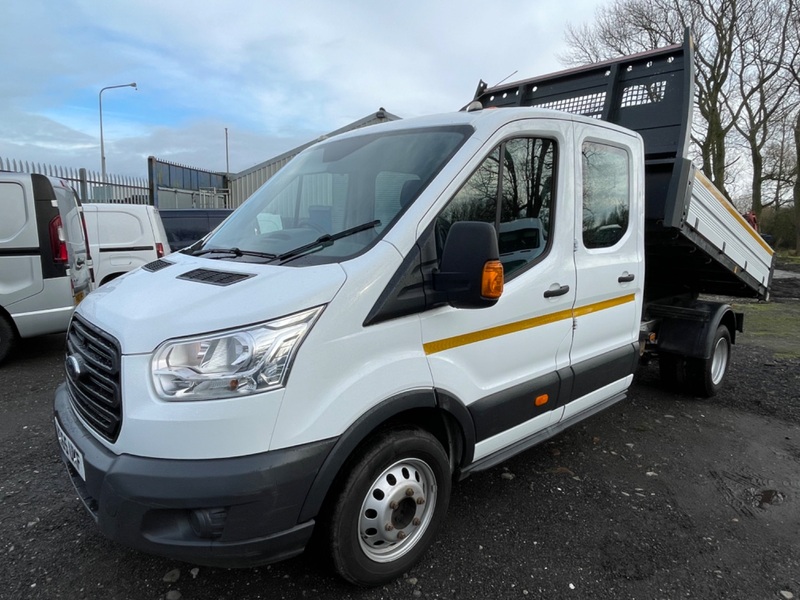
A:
[{"left": 152, "top": 306, "right": 323, "bottom": 400}]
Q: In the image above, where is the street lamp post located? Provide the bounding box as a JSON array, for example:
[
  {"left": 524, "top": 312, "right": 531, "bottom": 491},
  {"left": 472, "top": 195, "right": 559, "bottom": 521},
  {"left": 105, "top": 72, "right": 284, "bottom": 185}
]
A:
[{"left": 99, "top": 82, "right": 137, "bottom": 181}]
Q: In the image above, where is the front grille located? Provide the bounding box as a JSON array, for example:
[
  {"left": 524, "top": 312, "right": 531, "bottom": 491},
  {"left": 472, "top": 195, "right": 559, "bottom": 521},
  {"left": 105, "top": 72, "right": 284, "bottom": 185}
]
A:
[{"left": 65, "top": 315, "right": 122, "bottom": 442}]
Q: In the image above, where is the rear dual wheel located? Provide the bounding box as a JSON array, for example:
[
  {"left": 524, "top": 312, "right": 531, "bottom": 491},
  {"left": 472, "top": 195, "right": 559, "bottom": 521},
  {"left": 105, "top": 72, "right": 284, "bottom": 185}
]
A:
[
  {"left": 323, "top": 427, "right": 451, "bottom": 586},
  {"left": 687, "top": 325, "right": 731, "bottom": 397},
  {"left": 658, "top": 325, "right": 732, "bottom": 397}
]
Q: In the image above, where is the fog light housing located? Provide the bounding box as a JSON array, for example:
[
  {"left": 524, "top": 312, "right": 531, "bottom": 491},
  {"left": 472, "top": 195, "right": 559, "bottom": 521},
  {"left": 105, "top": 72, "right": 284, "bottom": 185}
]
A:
[{"left": 188, "top": 507, "right": 228, "bottom": 539}]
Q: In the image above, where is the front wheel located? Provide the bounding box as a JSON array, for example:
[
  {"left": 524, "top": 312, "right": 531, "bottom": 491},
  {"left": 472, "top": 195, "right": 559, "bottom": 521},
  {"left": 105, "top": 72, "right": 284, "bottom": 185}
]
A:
[
  {"left": 687, "top": 325, "right": 732, "bottom": 397},
  {"left": 323, "top": 427, "right": 452, "bottom": 586}
]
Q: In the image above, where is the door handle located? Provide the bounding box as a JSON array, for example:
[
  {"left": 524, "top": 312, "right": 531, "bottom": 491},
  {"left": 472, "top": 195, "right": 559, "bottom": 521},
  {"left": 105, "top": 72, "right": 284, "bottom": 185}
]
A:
[
  {"left": 618, "top": 273, "right": 635, "bottom": 283},
  {"left": 543, "top": 284, "right": 570, "bottom": 298},
  {"left": 75, "top": 258, "right": 85, "bottom": 268}
]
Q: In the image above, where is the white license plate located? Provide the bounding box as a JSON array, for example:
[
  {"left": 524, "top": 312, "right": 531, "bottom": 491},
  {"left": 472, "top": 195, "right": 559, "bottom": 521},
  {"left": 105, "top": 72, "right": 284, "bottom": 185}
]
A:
[{"left": 55, "top": 418, "right": 86, "bottom": 481}]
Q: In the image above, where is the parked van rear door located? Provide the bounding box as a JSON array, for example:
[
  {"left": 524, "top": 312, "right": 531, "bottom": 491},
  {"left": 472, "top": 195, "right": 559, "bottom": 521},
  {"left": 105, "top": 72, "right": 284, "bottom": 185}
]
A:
[{"left": 53, "top": 182, "right": 92, "bottom": 303}]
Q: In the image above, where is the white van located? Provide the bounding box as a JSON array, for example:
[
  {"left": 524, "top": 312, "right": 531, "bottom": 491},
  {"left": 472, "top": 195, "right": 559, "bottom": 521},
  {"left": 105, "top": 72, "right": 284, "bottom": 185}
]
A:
[
  {"left": 81, "top": 203, "right": 171, "bottom": 287},
  {"left": 0, "top": 172, "right": 92, "bottom": 364}
]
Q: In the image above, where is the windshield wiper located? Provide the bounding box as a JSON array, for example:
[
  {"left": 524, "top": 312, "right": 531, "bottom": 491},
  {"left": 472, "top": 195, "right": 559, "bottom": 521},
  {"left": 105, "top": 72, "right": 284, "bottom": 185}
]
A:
[
  {"left": 191, "top": 247, "right": 277, "bottom": 260},
  {"left": 277, "top": 220, "right": 381, "bottom": 262}
]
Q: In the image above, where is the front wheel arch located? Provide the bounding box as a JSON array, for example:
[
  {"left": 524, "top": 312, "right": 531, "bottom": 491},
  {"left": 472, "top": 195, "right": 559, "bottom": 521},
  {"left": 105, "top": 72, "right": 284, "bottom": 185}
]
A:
[{"left": 298, "top": 392, "right": 471, "bottom": 524}]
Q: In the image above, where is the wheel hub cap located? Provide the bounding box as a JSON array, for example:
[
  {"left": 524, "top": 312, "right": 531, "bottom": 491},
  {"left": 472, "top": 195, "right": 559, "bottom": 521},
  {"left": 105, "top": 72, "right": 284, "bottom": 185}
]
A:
[{"left": 358, "top": 459, "right": 437, "bottom": 562}]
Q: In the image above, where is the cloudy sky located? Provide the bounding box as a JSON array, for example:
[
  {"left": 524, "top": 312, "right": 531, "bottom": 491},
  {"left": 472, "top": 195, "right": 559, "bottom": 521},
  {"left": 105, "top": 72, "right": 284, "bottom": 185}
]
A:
[{"left": 0, "top": 0, "right": 605, "bottom": 179}]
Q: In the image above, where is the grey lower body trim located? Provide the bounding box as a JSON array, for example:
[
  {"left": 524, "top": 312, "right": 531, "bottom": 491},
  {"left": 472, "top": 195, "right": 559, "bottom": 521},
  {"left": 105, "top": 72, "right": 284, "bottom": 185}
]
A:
[{"left": 460, "top": 390, "right": 628, "bottom": 477}]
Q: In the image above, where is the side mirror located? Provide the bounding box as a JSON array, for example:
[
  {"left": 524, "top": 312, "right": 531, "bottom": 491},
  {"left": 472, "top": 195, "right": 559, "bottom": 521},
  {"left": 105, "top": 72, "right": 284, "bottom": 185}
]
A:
[{"left": 434, "top": 221, "right": 504, "bottom": 309}]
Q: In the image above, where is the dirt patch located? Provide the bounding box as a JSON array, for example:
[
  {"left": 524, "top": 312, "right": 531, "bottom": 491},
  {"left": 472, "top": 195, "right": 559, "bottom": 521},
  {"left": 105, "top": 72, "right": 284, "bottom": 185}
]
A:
[{"left": 770, "top": 254, "right": 800, "bottom": 300}]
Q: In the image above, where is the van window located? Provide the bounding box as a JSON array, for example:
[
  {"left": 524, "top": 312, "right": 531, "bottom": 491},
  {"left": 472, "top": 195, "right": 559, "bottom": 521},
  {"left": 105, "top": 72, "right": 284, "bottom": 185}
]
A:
[
  {"left": 439, "top": 137, "right": 556, "bottom": 278},
  {"left": 54, "top": 186, "right": 86, "bottom": 247},
  {"left": 203, "top": 126, "right": 472, "bottom": 263},
  {"left": 0, "top": 182, "right": 27, "bottom": 241},
  {"left": 582, "top": 141, "right": 630, "bottom": 248}
]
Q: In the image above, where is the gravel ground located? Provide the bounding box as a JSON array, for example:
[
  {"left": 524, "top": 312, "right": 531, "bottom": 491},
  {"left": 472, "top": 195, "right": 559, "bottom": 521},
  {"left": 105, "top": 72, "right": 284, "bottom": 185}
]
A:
[{"left": 1, "top": 262, "right": 798, "bottom": 600}]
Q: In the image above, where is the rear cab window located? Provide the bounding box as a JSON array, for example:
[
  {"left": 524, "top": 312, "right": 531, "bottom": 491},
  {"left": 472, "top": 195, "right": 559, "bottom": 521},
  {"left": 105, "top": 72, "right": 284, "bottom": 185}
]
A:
[{"left": 581, "top": 141, "right": 630, "bottom": 249}]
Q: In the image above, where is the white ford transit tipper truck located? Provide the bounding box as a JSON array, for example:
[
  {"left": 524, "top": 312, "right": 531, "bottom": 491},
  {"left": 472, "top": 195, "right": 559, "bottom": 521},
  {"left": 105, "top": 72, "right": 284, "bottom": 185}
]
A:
[
  {"left": 54, "top": 35, "right": 773, "bottom": 585},
  {"left": 1, "top": 172, "right": 92, "bottom": 364}
]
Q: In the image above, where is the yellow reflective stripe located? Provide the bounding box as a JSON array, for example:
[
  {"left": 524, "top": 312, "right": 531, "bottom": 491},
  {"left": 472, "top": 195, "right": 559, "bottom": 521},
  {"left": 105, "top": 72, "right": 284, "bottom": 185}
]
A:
[
  {"left": 423, "top": 308, "right": 573, "bottom": 355},
  {"left": 573, "top": 293, "right": 636, "bottom": 317},
  {"left": 695, "top": 172, "right": 774, "bottom": 256},
  {"left": 423, "top": 294, "right": 636, "bottom": 355}
]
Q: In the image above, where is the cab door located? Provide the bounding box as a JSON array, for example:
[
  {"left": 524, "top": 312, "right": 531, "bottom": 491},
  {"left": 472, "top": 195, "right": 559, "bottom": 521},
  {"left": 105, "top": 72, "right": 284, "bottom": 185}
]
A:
[
  {"left": 560, "top": 124, "right": 644, "bottom": 422},
  {"left": 420, "top": 120, "right": 577, "bottom": 463}
]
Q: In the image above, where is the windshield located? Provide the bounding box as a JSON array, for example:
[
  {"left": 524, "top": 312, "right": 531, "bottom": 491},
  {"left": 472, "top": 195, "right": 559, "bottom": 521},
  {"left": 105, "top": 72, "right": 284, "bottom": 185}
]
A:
[{"left": 198, "top": 125, "right": 472, "bottom": 263}]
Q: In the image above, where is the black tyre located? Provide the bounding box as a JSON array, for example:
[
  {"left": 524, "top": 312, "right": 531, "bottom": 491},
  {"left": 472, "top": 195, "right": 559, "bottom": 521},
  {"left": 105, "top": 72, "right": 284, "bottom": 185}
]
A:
[
  {"left": 658, "top": 351, "right": 685, "bottom": 391},
  {"left": 687, "top": 325, "right": 732, "bottom": 397},
  {"left": 0, "top": 315, "right": 17, "bottom": 366},
  {"left": 324, "top": 427, "right": 452, "bottom": 586}
]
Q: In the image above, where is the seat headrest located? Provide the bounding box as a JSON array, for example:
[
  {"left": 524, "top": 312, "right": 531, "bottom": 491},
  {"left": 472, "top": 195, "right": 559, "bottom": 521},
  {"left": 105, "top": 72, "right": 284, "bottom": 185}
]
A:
[{"left": 400, "top": 179, "right": 422, "bottom": 208}]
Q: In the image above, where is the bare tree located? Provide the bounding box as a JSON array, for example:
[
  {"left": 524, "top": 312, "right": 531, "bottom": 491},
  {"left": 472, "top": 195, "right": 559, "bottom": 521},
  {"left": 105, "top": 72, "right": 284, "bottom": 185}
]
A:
[
  {"left": 795, "top": 112, "right": 800, "bottom": 251},
  {"left": 761, "top": 110, "right": 798, "bottom": 211},
  {"left": 786, "top": 1, "right": 800, "bottom": 252},
  {"left": 563, "top": 0, "right": 741, "bottom": 197},
  {"left": 728, "top": 0, "right": 798, "bottom": 217},
  {"left": 565, "top": 0, "right": 800, "bottom": 249}
]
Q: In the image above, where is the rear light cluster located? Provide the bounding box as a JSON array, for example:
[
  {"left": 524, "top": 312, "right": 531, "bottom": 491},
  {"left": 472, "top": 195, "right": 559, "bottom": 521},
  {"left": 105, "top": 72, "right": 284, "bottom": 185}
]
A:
[
  {"left": 49, "top": 215, "right": 68, "bottom": 264},
  {"left": 156, "top": 242, "right": 165, "bottom": 258}
]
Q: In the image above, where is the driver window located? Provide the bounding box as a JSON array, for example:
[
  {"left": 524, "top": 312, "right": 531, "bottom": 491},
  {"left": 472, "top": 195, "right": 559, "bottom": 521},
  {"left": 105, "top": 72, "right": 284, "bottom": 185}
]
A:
[{"left": 438, "top": 137, "right": 556, "bottom": 278}]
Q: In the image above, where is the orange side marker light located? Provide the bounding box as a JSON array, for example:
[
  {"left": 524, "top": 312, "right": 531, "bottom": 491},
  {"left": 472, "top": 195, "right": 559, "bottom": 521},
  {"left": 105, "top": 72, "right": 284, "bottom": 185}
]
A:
[
  {"left": 481, "top": 260, "right": 504, "bottom": 299},
  {"left": 535, "top": 394, "right": 549, "bottom": 407}
]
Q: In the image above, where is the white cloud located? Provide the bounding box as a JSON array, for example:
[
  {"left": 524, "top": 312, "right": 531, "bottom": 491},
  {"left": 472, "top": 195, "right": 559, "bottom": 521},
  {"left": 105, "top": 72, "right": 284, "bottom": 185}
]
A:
[{"left": 1, "top": 0, "right": 606, "bottom": 178}]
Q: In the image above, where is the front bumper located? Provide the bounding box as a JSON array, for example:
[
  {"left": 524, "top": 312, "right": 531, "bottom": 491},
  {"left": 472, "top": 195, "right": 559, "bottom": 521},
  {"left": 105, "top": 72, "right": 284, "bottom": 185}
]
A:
[{"left": 53, "top": 383, "right": 336, "bottom": 568}]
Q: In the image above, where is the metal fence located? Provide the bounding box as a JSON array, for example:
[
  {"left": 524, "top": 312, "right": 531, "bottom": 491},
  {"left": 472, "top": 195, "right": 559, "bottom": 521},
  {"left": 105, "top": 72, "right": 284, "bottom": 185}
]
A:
[
  {"left": 148, "top": 157, "right": 229, "bottom": 209},
  {"left": 0, "top": 156, "right": 150, "bottom": 204}
]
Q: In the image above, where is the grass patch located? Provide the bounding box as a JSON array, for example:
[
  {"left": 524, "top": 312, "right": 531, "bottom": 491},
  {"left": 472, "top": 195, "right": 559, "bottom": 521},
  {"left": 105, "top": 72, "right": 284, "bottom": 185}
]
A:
[
  {"left": 732, "top": 301, "right": 800, "bottom": 359},
  {"left": 776, "top": 252, "right": 800, "bottom": 267}
]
